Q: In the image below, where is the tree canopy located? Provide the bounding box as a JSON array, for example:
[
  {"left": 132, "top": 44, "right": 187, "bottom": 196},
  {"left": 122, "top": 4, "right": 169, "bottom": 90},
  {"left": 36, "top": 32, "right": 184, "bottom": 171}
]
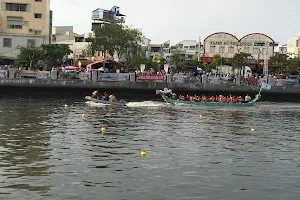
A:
[
  {"left": 90, "top": 23, "right": 143, "bottom": 61},
  {"left": 170, "top": 49, "right": 181, "bottom": 69},
  {"left": 229, "top": 52, "right": 252, "bottom": 69},
  {"left": 269, "top": 53, "right": 300, "bottom": 75},
  {"left": 14, "top": 44, "right": 72, "bottom": 70},
  {"left": 128, "top": 54, "right": 158, "bottom": 70}
]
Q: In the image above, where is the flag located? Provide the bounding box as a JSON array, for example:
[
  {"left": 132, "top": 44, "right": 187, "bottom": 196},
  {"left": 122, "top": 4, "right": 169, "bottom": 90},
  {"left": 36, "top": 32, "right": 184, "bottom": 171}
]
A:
[{"left": 261, "top": 82, "right": 271, "bottom": 90}]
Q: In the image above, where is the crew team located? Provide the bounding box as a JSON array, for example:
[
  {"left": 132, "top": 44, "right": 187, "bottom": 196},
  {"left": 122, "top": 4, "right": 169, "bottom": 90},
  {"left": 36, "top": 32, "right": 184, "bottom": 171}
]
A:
[{"left": 170, "top": 94, "right": 252, "bottom": 103}]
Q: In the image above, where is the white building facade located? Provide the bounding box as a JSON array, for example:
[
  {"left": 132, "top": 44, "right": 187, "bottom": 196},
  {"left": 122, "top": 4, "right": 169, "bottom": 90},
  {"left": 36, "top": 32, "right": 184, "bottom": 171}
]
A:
[
  {"left": 0, "top": 33, "right": 44, "bottom": 60},
  {"left": 176, "top": 40, "right": 200, "bottom": 61},
  {"left": 287, "top": 36, "right": 298, "bottom": 58},
  {"left": 141, "top": 37, "right": 151, "bottom": 58},
  {"left": 201, "top": 32, "right": 277, "bottom": 69}
]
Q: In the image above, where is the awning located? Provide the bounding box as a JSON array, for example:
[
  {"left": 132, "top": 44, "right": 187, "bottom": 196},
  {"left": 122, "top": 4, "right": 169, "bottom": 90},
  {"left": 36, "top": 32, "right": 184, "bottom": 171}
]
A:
[
  {"left": 107, "top": 60, "right": 127, "bottom": 68},
  {"left": 86, "top": 60, "right": 106, "bottom": 69}
]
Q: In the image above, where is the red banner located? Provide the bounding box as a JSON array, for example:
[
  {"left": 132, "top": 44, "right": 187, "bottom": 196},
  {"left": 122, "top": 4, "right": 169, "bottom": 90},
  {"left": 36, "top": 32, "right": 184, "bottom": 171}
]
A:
[
  {"left": 257, "top": 60, "right": 264, "bottom": 68},
  {"left": 137, "top": 74, "right": 164, "bottom": 81},
  {"left": 200, "top": 57, "right": 213, "bottom": 63}
]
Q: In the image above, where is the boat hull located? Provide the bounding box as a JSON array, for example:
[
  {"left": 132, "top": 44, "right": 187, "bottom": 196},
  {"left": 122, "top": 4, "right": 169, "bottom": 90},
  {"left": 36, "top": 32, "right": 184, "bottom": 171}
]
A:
[
  {"left": 166, "top": 99, "right": 256, "bottom": 107},
  {"left": 156, "top": 89, "right": 260, "bottom": 107},
  {"left": 85, "top": 96, "right": 127, "bottom": 106}
]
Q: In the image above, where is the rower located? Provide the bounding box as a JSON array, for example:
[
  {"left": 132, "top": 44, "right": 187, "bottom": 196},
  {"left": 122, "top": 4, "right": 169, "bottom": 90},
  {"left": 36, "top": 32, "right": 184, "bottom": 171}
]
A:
[
  {"left": 92, "top": 90, "right": 98, "bottom": 99},
  {"left": 245, "top": 94, "right": 251, "bottom": 102},
  {"left": 102, "top": 92, "right": 109, "bottom": 101},
  {"left": 109, "top": 94, "right": 116, "bottom": 102}
]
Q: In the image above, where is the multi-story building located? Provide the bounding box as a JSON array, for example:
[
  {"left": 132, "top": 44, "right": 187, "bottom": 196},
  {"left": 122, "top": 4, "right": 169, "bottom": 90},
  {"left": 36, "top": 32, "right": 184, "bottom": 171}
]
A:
[
  {"left": 287, "top": 36, "right": 298, "bottom": 58},
  {"left": 298, "top": 33, "right": 300, "bottom": 57},
  {"left": 201, "top": 32, "right": 278, "bottom": 71},
  {"left": 0, "top": 0, "right": 52, "bottom": 63},
  {"left": 141, "top": 37, "right": 151, "bottom": 58},
  {"left": 91, "top": 6, "right": 125, "bottom": 31},
  {"left": 150, "top": 40, "right": 171, "bottom": 60},
  {"left": 175, "top": 40, "right": 200, "bottom": 62},
  {"left": 274, "top": 45, "right": 287, "bottom": 55}
]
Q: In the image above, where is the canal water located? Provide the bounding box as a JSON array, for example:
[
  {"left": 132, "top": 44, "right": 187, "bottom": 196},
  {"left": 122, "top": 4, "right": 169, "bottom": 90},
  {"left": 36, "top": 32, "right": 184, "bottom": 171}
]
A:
[{"left": 0, "top": 96, "right": 300, "bottom": 200}]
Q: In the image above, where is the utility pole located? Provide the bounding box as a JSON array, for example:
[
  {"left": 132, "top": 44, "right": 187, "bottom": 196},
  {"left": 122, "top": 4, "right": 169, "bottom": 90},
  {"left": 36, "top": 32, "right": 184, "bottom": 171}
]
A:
[
  {"left": 198, "top": 37, "right": 201, "bottom": 62},
  {"left": 263, "top": 47, "right": 268, "bottom": 76}
]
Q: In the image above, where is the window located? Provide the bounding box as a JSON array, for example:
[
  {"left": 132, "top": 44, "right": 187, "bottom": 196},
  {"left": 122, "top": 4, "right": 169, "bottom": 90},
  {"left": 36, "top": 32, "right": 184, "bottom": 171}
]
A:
[
  {"left": 184, "top": 46, "right": 188, "bottom": 49},
  {"left": 210, "top": 46, "right": 215, "bottom": 53},
  {"left": 228, "top": 46, "right": 234, "bottom": 53},
  {"left": 34, "top": 30, "right": 42, "bottom": 35},
  {"left": 35, "top": 13, "right": 42, "bottom": 18},
  {"left": 3, "top": 38, "right": 12, "bottom": 47},
  {"left": 219, "top": 46, "right": 225, "bottom": 53},
  {"left": 6, "top": 3, "right": 27, "bottom": 12},
  {"left": 243, "top": 47, "right": 249, "bottom": 53},
  {"left": 190, "top": 46, "right": 195, "bottom": 49},
  {"left": 35, "top": 0, "right": 42, "bottom": 2},
  {"left": 27, "top": 39, "right": 36, "bottom": 48},
  {"left": 7, "top": 16, "right": 23, "bottom": 29},
  {"left": 7, "top": 24, "right": 22, "bottom": 29}
]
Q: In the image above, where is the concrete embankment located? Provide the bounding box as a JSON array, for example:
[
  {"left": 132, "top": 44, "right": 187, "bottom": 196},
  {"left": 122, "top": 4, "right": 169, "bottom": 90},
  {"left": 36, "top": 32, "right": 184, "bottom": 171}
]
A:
[{"left": 0, "top": 79, "right": 300, "bottom": 101}]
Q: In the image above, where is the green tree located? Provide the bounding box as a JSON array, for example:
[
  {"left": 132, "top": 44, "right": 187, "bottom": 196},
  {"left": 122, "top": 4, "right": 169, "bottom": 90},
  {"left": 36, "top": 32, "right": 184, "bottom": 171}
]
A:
[
  {"left": 202, "top": 62, "right": 215, "bottom": 72},
  {"left": 170, "top": 49, "right": 181, "bottom": 69},
  {"left": 229, "top": 52, "right": 252, "bottom": 75},
  {"left": 41, "top": 44, "right": 72, "bottom": 69},
  {"left": 128, "top": 55, "right": 158, "bottom": 70},
  {"left": 91, "top": 23, "right": 142, "bottom": 61},
  {"left": 212, "top": 54, "right": 225, "bottom": 73},
  {"left": 269, "top": 53, "right": 289, "bottom": 74},
  {"left": 14, "top": 46, "right": 41, "bottom": 69},
  {"left": 287, "top": 57, "right": 300, "bottom": 75}
]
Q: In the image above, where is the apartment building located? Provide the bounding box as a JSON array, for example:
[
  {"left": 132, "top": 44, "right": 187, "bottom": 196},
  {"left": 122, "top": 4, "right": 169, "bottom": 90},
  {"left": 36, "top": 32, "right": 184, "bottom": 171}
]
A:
[
  {"left": 0, "top": 0, "right": 51, "bottom": 62},
  {"left": 175, "top": 40, "right": 200, "bottom": 62},
  {"left": 287, "top": 36, "right": 298, "bottom": 58},
  {"left": 150, "top": 40, "right": 171, "bottom": 60}
]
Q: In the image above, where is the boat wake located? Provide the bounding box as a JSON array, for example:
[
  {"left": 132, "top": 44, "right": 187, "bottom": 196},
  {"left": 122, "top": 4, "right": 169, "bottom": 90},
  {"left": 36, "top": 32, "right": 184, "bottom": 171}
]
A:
[
  {"left": 85, "top": 101, "right": 166, "bottom": 108},
  {"left": 126, "top": 101, "right": 166, "bottom": 107},
  {"left": 85, "top": 101, "right": 107, "bottom": 107}
]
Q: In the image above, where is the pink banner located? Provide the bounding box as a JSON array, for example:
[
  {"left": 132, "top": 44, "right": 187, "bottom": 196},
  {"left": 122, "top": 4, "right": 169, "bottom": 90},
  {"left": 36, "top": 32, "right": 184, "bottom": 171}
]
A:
[{"left": 137, "top": 74, "right": 164, "bottom": 81}]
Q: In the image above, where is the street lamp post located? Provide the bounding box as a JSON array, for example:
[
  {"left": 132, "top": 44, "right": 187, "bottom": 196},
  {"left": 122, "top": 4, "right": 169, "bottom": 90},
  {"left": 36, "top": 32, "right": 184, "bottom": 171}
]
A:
[{"left": 263, "top": 49, "right": 268, "bottom": 76}]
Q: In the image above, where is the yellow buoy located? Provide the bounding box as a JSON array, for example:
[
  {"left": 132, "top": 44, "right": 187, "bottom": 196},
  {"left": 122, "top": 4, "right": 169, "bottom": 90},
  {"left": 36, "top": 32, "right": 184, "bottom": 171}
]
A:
[
  {"left": 140, "top": 149, "right": 146, "bottom": 157},
  {"left": 199, "top": 114, "right": 203, "bottom": 118},
  {"left": 251, "top": 128, "right": 255, "bottom": 132},
  {"left": 101, "top": 126, "right": 105, "bottom": 133},
  {"left": 82, "top": 112, "right": 86, "bottom": 117},
  {"left": 64, "top": 104, "right": 68, "bottom": 108}
]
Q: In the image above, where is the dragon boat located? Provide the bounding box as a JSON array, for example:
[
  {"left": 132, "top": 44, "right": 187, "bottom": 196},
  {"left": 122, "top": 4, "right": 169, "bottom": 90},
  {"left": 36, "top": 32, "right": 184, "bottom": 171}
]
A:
[{"left": 155, "top": 89, "right": 260, "bottom": 107}]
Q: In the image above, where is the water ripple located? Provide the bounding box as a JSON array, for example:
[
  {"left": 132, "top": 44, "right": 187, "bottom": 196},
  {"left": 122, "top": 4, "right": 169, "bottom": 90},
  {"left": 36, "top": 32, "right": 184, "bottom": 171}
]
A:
[{"left": 0, "top": 98, "right": 300, "bottom": 199}]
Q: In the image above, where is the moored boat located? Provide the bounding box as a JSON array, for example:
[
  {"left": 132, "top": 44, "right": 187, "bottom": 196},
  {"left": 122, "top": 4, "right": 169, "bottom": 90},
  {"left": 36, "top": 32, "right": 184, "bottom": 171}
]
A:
[
  {"left": 156, "top": 89, "right": 260, "bottom": 107},
  {"left": 85, "top": 96, "right": 127, "bottom": 106}
]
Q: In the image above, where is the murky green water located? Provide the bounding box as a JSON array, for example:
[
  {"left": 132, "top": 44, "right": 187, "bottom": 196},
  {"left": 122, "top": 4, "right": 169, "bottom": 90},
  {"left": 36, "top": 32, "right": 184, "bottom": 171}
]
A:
[{"left": 0, "top": 97, "right": 300, "bottom": 200}]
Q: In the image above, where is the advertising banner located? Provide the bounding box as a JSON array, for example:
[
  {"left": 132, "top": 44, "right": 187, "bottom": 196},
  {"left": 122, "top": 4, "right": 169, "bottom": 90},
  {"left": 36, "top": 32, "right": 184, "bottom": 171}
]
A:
[
  {"left": 98, "top": 73, "right": 129, "bottom": 81},
  {"left": 0, "top": 70, "right": 8, "bottom": 78},
  {"left": 164, "top": 64, "right": 169, "bottom": 74},
  {"left": 36, "top": 71, "right": 50, "bottom": 79},
  {"left": 137, "top": 74, "right": 164, "bottom": 81},
  {"left": 173, "top": 75, "right": 189, "bottom": 83},
  {"left": 18, "top": 70, "right": 50, "bottom": 79},
  {"left": 140, "top": 64, "right": 145, "bottom": 73},
  {"left": 79, "top": 72, "right": 90, "bottom": 80}
]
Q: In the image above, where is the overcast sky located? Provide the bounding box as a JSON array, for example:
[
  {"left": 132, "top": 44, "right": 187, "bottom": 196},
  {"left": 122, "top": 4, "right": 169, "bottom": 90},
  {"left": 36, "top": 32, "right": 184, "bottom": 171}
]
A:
[{"left": 51, "top": 0, "right": 300, "bottom": 45}]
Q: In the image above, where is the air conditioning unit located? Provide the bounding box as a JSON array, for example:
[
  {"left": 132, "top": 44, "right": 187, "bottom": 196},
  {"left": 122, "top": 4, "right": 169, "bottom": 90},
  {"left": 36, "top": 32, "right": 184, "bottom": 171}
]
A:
[{"left": 23, "top": 21, "right": 29, "bottom": 25}]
